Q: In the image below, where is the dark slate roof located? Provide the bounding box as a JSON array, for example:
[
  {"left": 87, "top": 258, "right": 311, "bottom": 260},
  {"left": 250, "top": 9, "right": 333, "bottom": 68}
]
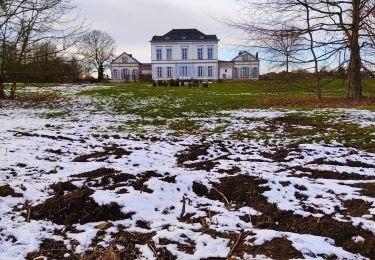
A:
[{"left": 151, "top": 29, "right": 219, "bottom": 42}]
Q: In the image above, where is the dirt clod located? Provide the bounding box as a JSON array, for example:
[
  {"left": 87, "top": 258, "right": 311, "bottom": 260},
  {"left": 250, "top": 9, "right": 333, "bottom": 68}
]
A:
[
  {"left": 0, "top": 185, "right": 22, "bottom": 197},
  {"left": 31, "top": 188, "right": 133, "bottom": 225},
  {"left": 73, "top": 144, "right": 131, "bottom": 162},
  {"left": 176, "top": 144, "right": 210, "bottom": 164},
  {"left": 192, "top": 181, "right": 209, "bottom": 197},
  {"left": 26, "top": 239, "right": 73, "bottom": 260},
  {"left": 247, "top": 237, "right": 303, "bottom": 259}
]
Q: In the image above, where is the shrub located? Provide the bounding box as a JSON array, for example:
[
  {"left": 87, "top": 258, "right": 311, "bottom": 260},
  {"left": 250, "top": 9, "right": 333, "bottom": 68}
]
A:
[
  {"left": 181, "top": 81, "right": 185, "bottom": 86},
  {"left": 188, "top": 82, "right": 192, "bottom": 88},
  {"left": 192, "top": 80, "right": 199, "bottom": 87},
  {"left": 202, "top": 82, "right": 209, "bottom": 88},
  {"left": 152, "top": 81, "right": 157, "bottom": 87},
  {"left": 157, "top": 80, "right": 163, "bottom": 87},
  {"left": 168, "top": 79, "right": 175, "bottom": 87}
]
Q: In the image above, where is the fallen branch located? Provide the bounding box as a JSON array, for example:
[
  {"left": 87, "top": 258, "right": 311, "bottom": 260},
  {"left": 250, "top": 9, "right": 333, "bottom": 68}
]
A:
[
  {"left": 179, "top": 196, "right": 187, "bottom": 220},
  {"left": 205, "top": 177, "right": 231, "bottom": 209},
  {"left": 227, "top": 231, "right": 243, "bottom": 258},
  {"left": 147, "top": 242, "right": 161, "bottom": 260},
  {"left": 211, "top": 186, "right": 231, "bottom": 209}
]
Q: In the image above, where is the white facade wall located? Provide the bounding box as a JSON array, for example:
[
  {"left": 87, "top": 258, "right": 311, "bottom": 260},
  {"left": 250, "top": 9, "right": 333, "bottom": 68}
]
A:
[
  {"left": 219, "top": 64, "right": 233, "bottom": 80},
  {"left": 110, "top": 53, "right": 140, "bottom": 82},
  {"left": 111, "top": 64, "right": 141, "bottom": 82},
  {"left": 151, "top": 41, "right": 219, "bottom": 80}
]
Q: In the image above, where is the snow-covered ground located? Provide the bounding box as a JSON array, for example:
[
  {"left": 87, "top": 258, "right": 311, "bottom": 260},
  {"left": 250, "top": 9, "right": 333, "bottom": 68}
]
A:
[{"left": 0, "top": 85, "right": 375, "bottom": 259}]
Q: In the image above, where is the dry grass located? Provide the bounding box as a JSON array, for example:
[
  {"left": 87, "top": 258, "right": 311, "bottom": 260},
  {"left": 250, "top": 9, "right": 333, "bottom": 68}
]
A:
[{"left": 257, "top": 97, "right": 375, "bottom": 108}]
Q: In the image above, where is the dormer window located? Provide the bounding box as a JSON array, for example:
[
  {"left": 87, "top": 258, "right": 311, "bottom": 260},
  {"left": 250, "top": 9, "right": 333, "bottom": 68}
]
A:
[
  {"left": 122, "top": 57, "right": 128, "bottom": 63},
  {"left": 199, "top": 36, "right": 205, "bottom": 40},
  {"left": 181, "top": 36, "right": 187, "bottom": 40},
  {"left": 165, "top": 37, "right": 170, "bottom": 40}
]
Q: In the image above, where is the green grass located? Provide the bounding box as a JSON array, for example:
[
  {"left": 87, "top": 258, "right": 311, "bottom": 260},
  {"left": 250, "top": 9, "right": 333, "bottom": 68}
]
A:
[
  {"left": 8, "top": 79, "right": 374, "bottom": 149},
  {"left": 78, "top": 79, "right": 375, "bottom": 119}
]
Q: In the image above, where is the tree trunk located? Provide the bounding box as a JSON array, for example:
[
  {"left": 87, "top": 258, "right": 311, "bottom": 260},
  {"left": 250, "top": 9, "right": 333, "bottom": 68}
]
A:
[
  {"left": 10, "top": 82, "right": 16, "bottom": 100},
  {"left": 0, "top": 74, "right": 6, "bottom": 99},
  {"left": 347, "top": 0, "right": 362, "bottom": 101},
  {"left": 304, "top": 1, "right": 322, "bottom": 100},
  {"left": 98, "top": 63, "right": 104, "bottom": 82}
]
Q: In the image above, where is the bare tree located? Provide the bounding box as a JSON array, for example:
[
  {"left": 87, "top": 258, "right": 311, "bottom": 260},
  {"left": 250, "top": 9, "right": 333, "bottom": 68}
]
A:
[
  {"left": 266, "top": 28, "right": 303, "bottom": 75},
  {"left": 0, "top": 0, "right": 83, "bottom": 99},
  {"left": 229, "top": 0, "right": 375, "bottom": 101},
  {"left": 80, "top": 30, "right": 116, "bottom": 81}
]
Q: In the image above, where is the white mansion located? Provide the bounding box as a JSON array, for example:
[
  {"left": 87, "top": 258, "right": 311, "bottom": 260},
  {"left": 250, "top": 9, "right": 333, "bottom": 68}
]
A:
[{"left": 110, "top": 29, "right": 259, "bottom": 82}]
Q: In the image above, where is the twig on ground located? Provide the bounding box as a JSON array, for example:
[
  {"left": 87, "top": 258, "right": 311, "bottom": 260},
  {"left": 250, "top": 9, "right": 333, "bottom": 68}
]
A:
[
  {"left": 179, "top": 196, "right": 187, "bottom": 220},
  {"left": 227, "top": 231, "right": 244, "bottom": 258},
  {"left": 147, "top": 242, "right": 161, "bottom": 260},
  {"left": 26, "top": 204, "right": 32, "bottom": 222},
  {"left": 211, "top": 186, "right": 231, "bottom": 209},
  {"left": 205, "top": 177, "right": 231, "bottom": 209}
]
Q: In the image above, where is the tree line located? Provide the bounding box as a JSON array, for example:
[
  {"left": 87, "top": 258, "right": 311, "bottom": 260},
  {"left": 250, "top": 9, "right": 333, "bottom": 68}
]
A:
[
  {"left": 1, "top": 0, "right": 375, "bottom": 101},
  {"left": 0, "top": 0, "right": 116, "bottom": 99},
  {"left": 230, "top": 0, "right": 375, "bottom": 100}
]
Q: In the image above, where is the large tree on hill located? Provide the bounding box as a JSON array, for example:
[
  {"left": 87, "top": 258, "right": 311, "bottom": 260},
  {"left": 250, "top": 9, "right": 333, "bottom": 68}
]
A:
[
  {"left": 80, "top": 30, "right": 116, "bottom": 81},
  {"left": 230, "top": 0, "right": 375, "bottom": 101}
]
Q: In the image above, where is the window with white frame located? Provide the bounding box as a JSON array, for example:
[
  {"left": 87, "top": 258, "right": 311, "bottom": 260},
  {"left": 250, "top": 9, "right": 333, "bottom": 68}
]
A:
[
  {"left": 241, "top": 67, "right": 250, "bottom": 78},
  {"left": 166, "top": 48, "right": 172, "bottom": 60},
  {"left": 113, "top": 69, "right": 118, "bottom": 79},
  {"left": 122, "top": 57, "right": 128, "bottom": 63},
  {"left": 252, "top": 67, "right": 258, "bottom": 78},
  {"left": 121, "top": 69, "right": 128, "bottom": 79},
  {"left": 207, "top": 47, "right": 213, "bottom": 59},
  {"left": 179, "top": 66, "right": 188, "bottom": 77},
  {"left": 198, "top": 66, "right": 203, "bottom": 77},
  {"left": 181, "top": 48, "right": 188, "bottom": 60},
  {"left": 156, "top": 49, "right": 162, "bottom": 60},
  {"left": 208, "top": 66, "right": 213, "bottom": 77},
  {"left": 197, "top": 48, "right": 203, "bottom": 60},
  {"left": 157, "top": 67, "right": 163, "bottom": 78},
  {"left": 167, "top": 67, "right": 173, "bottom": 78}
]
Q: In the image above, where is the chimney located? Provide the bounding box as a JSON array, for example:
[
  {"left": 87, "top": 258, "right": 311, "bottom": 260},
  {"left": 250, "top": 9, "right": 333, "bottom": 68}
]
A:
[
  {"left": 256, "top": 52, "right": 259, "bottom": 60},
  {"left": 129, "top": 54, "right": 132, "bottom": 57}
]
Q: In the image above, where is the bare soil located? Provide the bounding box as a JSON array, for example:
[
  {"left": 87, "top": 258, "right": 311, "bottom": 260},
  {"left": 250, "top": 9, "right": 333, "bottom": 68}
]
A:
[
  {"left": 0, "top": 185, "right": 22, "bottom": 197},
  {"left": 72, "top": 144, "right": 131, "bottom": 162},
  {"left": 26, "top": 239, "right": 74, "bottom": 260},
  {"left": 196, "top": 175, "right": 375, "bottom": 258},
  {"left": 176, "top": 144, "right": 210, "bottom": 164},
  {"left": 31, "top": 188, "right": 134, "bottom": 225}
]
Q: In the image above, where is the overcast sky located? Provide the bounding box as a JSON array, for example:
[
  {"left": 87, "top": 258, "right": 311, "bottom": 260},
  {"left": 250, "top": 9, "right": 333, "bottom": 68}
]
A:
[{"left": 75, "top": 0, "right": 246, "bottom": 63}]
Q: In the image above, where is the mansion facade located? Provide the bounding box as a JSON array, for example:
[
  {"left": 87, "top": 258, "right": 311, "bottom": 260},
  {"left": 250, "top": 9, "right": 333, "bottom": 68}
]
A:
[{"left": 110, "top": 29, "right": 259, "bottom": 82}]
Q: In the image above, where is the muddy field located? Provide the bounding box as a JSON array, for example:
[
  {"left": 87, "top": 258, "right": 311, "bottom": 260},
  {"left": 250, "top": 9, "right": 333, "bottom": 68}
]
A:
[{"left": 1, "top": 85, "right": 375, "bottom": 259}]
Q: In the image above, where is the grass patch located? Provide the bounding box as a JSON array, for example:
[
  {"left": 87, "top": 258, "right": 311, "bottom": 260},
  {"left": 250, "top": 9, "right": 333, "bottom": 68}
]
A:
[{"left": 78, "top": 80, "right": 375, "bottom": 118}]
